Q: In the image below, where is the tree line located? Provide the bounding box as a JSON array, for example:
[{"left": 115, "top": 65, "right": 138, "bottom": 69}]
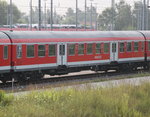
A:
[
  {"left": 0, "top": 1, "right": 24, "bottom": 26},
  {"left": 0, "top": 0, "right": 149, "bottom": 30},
  {"left": 98, "top": 0, "right": 150, "bottom": 30}
]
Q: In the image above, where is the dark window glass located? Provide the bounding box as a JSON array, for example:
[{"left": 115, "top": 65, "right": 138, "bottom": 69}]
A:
[
  {"left": 127, "top": 42, "right": 132, "bottom": 52},
  {"left": 112, "top": 43, "right": 116, "bottom": 52},
  {"left": 38, "top": 45, "right": 45, "bottom": 57},
  {"left": 17, "top": 45, "right": 22, "bottom": 58},
  {"left": 49, "top": 45, "right": 56, "bottom": 56},
  {"left": 87, "top": 43, "right": 93, "bottom": 54},
  {"left": 59, "top": 45, "right": 65, "bottom": 55},
  {"left": 4, "top": 46, "right": 8, "bottom": 59},
  {"left": 134, "top": 42, "right": 138, "bottom": 52},
  {"left": 119, "top": 43, "right": 124, "bottom": 52},
  {"left": 104, "top": 43, "right": 109, "bottom": 53},
  {"left": 148, "top": 42, "right": 150, "bottom": 51},
  {"left": 27, "top": 45, "right": 34, "bottom": 57},
  {"left": 78, "top": 44, "right": 84, "bottom": 55},
  {"left": 68, "top": 44, "right": 75, "bottom": 55},
  {"left": 96, "top": 43, "right": 101, "bottom": 54},
  {"left": 141, "top": 42, "right": 144, "bottom": 51}
]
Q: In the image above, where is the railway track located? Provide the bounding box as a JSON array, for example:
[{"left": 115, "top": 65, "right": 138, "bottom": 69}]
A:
[{"left": 0, "top": 69, "right": 148, "bottom": 92}]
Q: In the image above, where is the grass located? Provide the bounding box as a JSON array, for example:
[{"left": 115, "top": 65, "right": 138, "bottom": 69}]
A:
[{"left": 0, "top": 82, "right": 150, "bottom": 117}]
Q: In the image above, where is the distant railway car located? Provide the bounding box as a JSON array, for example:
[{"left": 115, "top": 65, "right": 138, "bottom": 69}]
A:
[{"left": 0, "top": 31, "right": 149, "bottom": 83}]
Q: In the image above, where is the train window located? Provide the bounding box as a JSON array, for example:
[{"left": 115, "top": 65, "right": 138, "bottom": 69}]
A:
[
  {"left": 27, "top": 45, "right": 34, "bottom": 57},
  {"left": 141, "top": 42, "right": 144, "bottom": 51},
  {"left": 68, "top": 44, "right": 75, "bottom": 56},
  {"left": 59, "top": 45, "right": 65, "bottom": 55},
  {"left": 119, "top": 43, "right": 124, "bottom": 52},
  {"left": 38, "top": 45, "right": 45, "bottom": 57},
  {"left": 148, "top": 42, "right": 150, "bottom": 50},
  {"left": 104, "top": 43, "right": 109, "bottom": 53},
  {"left": 78, "top": 44, "right": 84, "bottom": 55},
  {"left": 87, "top": 43, "right": 93, "bottom": 55},
  {"left": 96, "top": 43, "right": 101, "bottom": 54},
  {"left": 49, "top": 45, "right": 56, "bottom": 56},
  {"left": 17, "top": 45, "right": 22, "bottom": 58},
  {"left": 4, "top": 45, "right": 8, "bottom": 59},
  {"left": 112, "top": 43, "right": 116, "bottom": 52},
  {"left": 127, "top": 42, "right": 132, "bottom": 52},
  {"left": 134, "top": 42, "right": 139, "bottom": 52}
]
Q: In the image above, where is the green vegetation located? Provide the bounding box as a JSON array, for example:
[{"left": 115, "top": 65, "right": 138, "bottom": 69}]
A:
[
  {"left": 0, "top": 90, "right": 13, "bottom": 107},
  {"left": 0, "top": 1, "right": 23, "bottom": 25},
  {"left": 0, "top": 82, "right": 150, "bottom": 117}
]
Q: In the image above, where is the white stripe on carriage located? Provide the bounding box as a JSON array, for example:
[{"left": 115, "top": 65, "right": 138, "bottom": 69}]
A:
[
  {"left": 118, "top": 57, "right": 144, "bottom": 62},
  {"left": 67, "top": 60, "right": 110, "bottom": 66},
  {"left": 11, "top": 57, "right": 145, "bottom": 70},
  {"left": 0, "top": 66, "right": 11, "bottom": 70},
  {"left": 14, "top": 63, "right": 57, "bottom": 70}
]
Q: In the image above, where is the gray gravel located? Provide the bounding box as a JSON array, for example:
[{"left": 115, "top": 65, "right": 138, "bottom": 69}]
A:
[{"left": 11, "top": 76, "right": 150, "bottom": 96}]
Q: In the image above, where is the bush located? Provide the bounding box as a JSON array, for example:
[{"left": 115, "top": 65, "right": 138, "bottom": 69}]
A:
[{"left": 0, "top": 90, "right": 14, "bottom": 106}]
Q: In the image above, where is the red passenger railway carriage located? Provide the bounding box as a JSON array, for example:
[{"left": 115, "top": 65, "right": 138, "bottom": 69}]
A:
[{"left": 0, "top": 31, "right": 149, "bottom": 82}]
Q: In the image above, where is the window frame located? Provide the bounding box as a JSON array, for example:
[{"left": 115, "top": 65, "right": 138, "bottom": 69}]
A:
[
  {"left": 119, "top": 42, "right": 125, "bottom": 53},
  {"left": 38, "top": 44, "right": 46, "bottom": 57},
  {"left": 68, "top": 44, "right": 76, "bottom": 56},
  {"left": 59, "top": 45, "right": 65, "bottom": 55},
  {"left": 26, "top": 45, "right": 35, "bottom": 58},
  {"left": 78, "top": 44, "right": 84, "bottom": 55},
  {"left": 148, "top": 41, "right": 150, "bottom": 51},
  {"left": 112, "top": 43, "right": 117, "bottom": 53},
  {"left": 127, "top": 42, "right": 132, "bottom": 52},
  {"left": 3, "top": 45, "right": 8, "bottom": 59},
  {"left": 49, "top": 44, "right": 56, "bottom": 57},
  {"left": 134, "top": 42, "right": 139, "bottom": 52},
  {"left": 16, "top": 45, "right": 22, "bottom": 58},
  {"left": 141, "top": 41, "right": 144, "bottom": 51},
  {"left": 95, "top": 43, "right": 101, "bottom": 54},
  {"left": 103, "top": 43, "right": 109, "bottom": 54},
  {"left": 86, "top": 43, "right": 93, "bottom": 55}
]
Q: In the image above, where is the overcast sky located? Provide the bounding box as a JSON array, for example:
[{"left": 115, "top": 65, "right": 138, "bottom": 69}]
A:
[{"left": 5, "top": 0, "right": 140, "bottom": 15}]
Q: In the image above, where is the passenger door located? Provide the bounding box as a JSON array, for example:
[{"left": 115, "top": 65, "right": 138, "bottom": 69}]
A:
[
  {"left": 57, "top": 43, "right": 67, "bottom": 65},
  {"left": 110, "top": 42, "right": 118, "bottom": 62}
]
